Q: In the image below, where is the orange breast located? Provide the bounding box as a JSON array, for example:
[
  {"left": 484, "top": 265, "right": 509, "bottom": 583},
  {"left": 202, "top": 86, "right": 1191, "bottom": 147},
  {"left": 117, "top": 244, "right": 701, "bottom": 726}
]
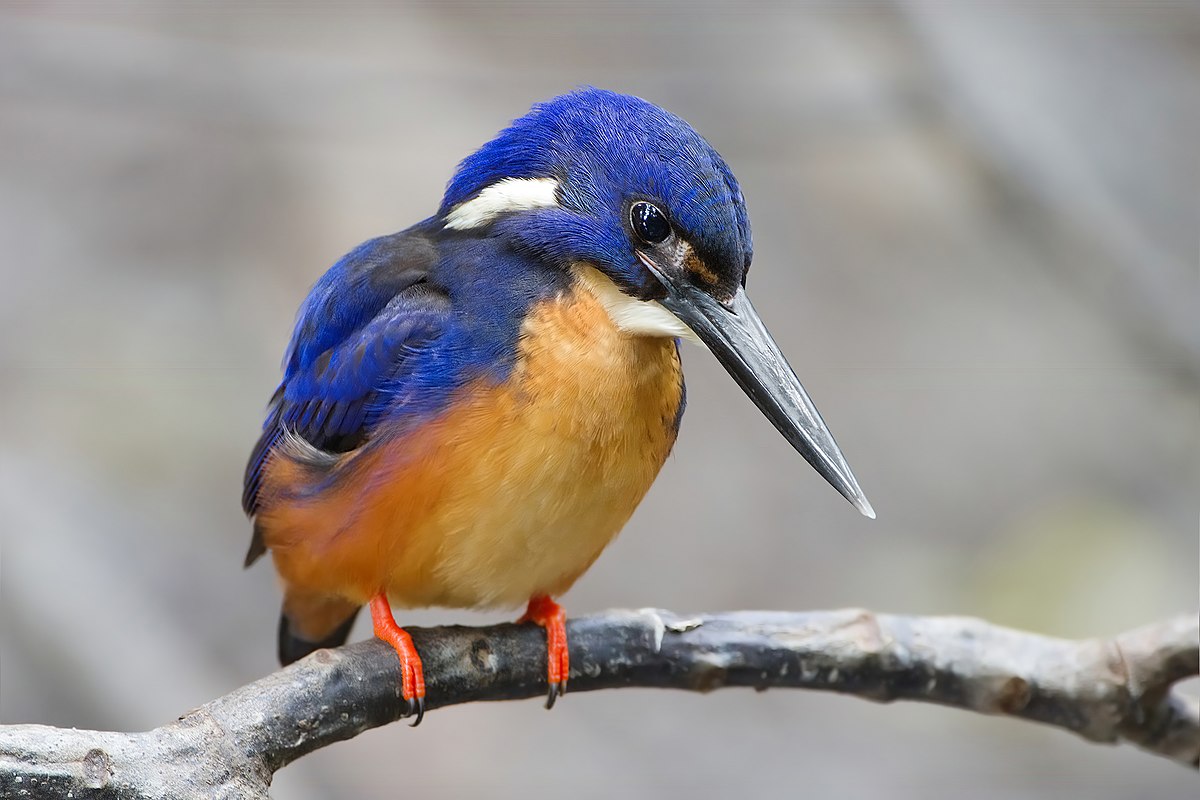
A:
[{"left": 257, "top": 270, "right": 684, "bottom": 610}]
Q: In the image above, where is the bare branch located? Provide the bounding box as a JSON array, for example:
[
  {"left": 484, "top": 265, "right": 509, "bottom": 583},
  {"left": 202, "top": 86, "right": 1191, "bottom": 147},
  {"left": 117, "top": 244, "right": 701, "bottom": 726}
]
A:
[{"left": 1, "top": 610, "right": 1195, "bottom": 798}]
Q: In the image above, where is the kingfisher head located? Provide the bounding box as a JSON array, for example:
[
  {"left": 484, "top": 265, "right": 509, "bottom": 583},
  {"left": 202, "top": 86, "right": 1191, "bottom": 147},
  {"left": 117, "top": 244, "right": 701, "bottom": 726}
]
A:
[{"left": 438, "top": 88, "right": 873, "bottom": 518}]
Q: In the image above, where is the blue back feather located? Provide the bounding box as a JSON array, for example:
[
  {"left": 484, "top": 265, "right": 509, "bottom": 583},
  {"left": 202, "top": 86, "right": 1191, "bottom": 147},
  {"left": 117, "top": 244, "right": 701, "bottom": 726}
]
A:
[{"left": 242, "top": 222, "right": 566, "bottom": 514}]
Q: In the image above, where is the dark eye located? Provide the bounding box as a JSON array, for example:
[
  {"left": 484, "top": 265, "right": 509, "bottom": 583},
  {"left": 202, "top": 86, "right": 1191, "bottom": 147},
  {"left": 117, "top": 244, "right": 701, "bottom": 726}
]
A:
[{"left": 630, "top": 202, "right": 671, "bottom": 245}]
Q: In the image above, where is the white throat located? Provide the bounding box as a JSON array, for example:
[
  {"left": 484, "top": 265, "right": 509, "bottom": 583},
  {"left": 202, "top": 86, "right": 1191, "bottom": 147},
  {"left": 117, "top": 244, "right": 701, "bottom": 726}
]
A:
[{"left": 573, "top": 265, "right": 699, "bottom": 343}]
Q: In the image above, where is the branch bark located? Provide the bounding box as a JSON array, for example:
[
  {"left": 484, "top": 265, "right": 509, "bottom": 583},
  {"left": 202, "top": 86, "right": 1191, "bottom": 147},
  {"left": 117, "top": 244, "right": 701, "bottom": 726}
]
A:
[{"left": 2, "top": 609, "right": 1196, "bottom": 798}]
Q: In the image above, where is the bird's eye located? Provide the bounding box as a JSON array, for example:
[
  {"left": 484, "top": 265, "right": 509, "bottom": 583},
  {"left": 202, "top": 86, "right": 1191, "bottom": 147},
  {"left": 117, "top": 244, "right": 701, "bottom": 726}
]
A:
[{"left": 630, "top": 202, "right": 671, "bottom": 245}]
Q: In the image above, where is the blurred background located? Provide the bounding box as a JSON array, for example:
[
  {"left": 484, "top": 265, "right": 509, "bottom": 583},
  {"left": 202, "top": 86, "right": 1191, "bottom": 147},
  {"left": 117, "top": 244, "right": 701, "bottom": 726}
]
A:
[{"left": 1, "top": 1, "right": 1196, "bottom": 797}]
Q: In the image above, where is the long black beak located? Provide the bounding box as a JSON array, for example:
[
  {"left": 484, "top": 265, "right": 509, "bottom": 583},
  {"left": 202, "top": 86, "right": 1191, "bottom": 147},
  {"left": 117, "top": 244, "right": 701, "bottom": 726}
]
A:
[{"left": 642, "top": 257, "right": 875, "bottom": 519}]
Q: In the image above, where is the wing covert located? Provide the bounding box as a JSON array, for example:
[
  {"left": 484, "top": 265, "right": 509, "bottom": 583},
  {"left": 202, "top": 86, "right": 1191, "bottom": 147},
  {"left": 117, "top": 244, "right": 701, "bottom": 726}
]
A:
[{"left": 243, "top": 228, "right": 449, "bottom": 516}]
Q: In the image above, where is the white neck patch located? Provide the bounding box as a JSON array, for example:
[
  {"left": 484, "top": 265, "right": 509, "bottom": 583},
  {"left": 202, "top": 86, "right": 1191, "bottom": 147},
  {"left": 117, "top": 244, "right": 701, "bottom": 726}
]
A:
[
  {"left": 573, "top": 265, "right": 699, "bottom": 343},
  {"left": 444, "top": 177, "right": 560, "bottom": 230}
]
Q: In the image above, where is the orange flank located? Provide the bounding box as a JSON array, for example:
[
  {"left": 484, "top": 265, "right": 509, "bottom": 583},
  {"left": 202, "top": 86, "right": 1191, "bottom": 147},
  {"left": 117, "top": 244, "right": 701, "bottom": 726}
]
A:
[{"left": 254, "top": 266, "right": 684, "bottom": 698}]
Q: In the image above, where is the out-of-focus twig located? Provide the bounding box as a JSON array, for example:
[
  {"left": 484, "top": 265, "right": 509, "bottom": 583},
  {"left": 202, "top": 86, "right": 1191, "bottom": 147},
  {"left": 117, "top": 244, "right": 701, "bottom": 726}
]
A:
[{"left": 0, "top": 610, "right": 1195, "bottom": 799}]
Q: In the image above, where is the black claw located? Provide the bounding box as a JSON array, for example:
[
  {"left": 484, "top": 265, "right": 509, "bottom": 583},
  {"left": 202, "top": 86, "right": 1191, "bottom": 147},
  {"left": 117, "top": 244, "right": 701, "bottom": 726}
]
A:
[
  {"left": 408, "top": 696, "right": 425, "bottom": 727},
  {"left": 545, "top": 682, "right": 561, "bottom": 710}
]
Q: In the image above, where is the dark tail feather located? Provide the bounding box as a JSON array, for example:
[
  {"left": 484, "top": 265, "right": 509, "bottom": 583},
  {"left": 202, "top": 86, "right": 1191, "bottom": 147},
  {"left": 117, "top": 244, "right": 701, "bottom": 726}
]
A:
[
  {"left": 278, "top": 606, "right": 361, "bottom": 666},
  {"left": 243, "top": 521, "right": 268, "bottom": 568}
]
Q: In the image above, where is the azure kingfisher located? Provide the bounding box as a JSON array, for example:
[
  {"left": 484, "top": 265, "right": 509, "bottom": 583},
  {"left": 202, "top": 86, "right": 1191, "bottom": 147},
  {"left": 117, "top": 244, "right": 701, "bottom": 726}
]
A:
[{"left": 243, "top": 88, "right": 873, "bottom": 725}]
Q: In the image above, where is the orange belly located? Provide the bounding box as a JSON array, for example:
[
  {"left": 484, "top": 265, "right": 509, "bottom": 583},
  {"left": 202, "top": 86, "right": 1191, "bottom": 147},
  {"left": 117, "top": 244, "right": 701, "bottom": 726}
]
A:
[{"left": 257, "top": 274, "right": 684, "bottom": 610}]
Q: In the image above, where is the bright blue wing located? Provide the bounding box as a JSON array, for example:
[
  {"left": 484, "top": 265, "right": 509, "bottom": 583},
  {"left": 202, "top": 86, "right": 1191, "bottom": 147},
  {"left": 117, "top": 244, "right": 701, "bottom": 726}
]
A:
[
  {"left": 242, "top": 220, "right": 561, "bottom": 533},
  {"left": 242, "top": 227, "right": 449, "bottom": 516}
]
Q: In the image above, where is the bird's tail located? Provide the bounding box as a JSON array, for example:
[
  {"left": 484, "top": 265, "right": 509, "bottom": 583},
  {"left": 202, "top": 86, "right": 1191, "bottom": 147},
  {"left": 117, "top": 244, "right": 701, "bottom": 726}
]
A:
[{"left": 277, "top": 589, "right": 362, "bottom": 666}]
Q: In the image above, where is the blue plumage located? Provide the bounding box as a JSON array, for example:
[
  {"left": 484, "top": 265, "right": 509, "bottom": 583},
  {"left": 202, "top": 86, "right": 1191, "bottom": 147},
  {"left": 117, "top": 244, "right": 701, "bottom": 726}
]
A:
[
  {"left": 245, "top": 88, "right": 872, "bottom": 700},
  {"left": 444, "top": 88, "right": 752, "bottom": 294},
  {"left": 245, "top": 88, "right": 759, "bottom": 518},
  {"left": 242, "top": 223, "right": 570, "bottom": 516}
]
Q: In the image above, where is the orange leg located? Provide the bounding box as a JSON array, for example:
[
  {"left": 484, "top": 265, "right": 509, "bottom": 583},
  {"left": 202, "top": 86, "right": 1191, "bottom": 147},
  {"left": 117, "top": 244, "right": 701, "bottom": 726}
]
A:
[
  {"left": 369, "top": 593, "right": 426, "bottom": 725},
  {"left": 518, "top": 595, "right": 569, "bottom": 709}
]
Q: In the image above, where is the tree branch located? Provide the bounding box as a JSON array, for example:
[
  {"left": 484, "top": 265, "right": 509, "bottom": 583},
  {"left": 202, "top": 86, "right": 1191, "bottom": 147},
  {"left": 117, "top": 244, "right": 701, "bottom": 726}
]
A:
[{"left": 2, "top": 609, "right": 1196, "bottom": 798}]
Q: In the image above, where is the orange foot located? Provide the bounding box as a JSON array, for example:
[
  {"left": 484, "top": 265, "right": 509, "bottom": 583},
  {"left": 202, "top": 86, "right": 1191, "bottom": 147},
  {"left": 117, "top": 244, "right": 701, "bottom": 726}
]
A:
[
  {"left": 369, "top": 593, "right": 426, "bottom": 726},
  {"left": 518, "top": 595, "right": 569, "bottom": 709}
]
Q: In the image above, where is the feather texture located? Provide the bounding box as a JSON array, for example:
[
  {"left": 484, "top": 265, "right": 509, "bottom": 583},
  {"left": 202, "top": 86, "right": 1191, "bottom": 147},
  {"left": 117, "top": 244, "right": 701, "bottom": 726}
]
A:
[{"left": 254, "top": 276, "right": 684, "bottom": 609}]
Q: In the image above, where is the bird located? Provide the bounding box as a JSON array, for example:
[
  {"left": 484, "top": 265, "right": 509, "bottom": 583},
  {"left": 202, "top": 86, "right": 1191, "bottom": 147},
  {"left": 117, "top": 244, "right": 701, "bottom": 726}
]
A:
[{"left": 243, "top": 87, "right": 873, "bottom": 725}]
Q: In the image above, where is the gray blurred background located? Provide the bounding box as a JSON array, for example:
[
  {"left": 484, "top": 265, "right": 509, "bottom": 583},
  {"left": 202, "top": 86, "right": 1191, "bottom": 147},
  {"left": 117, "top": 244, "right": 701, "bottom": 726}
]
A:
[{"left": 1, "top": 2, "right": 1196, "bottom": 797}]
